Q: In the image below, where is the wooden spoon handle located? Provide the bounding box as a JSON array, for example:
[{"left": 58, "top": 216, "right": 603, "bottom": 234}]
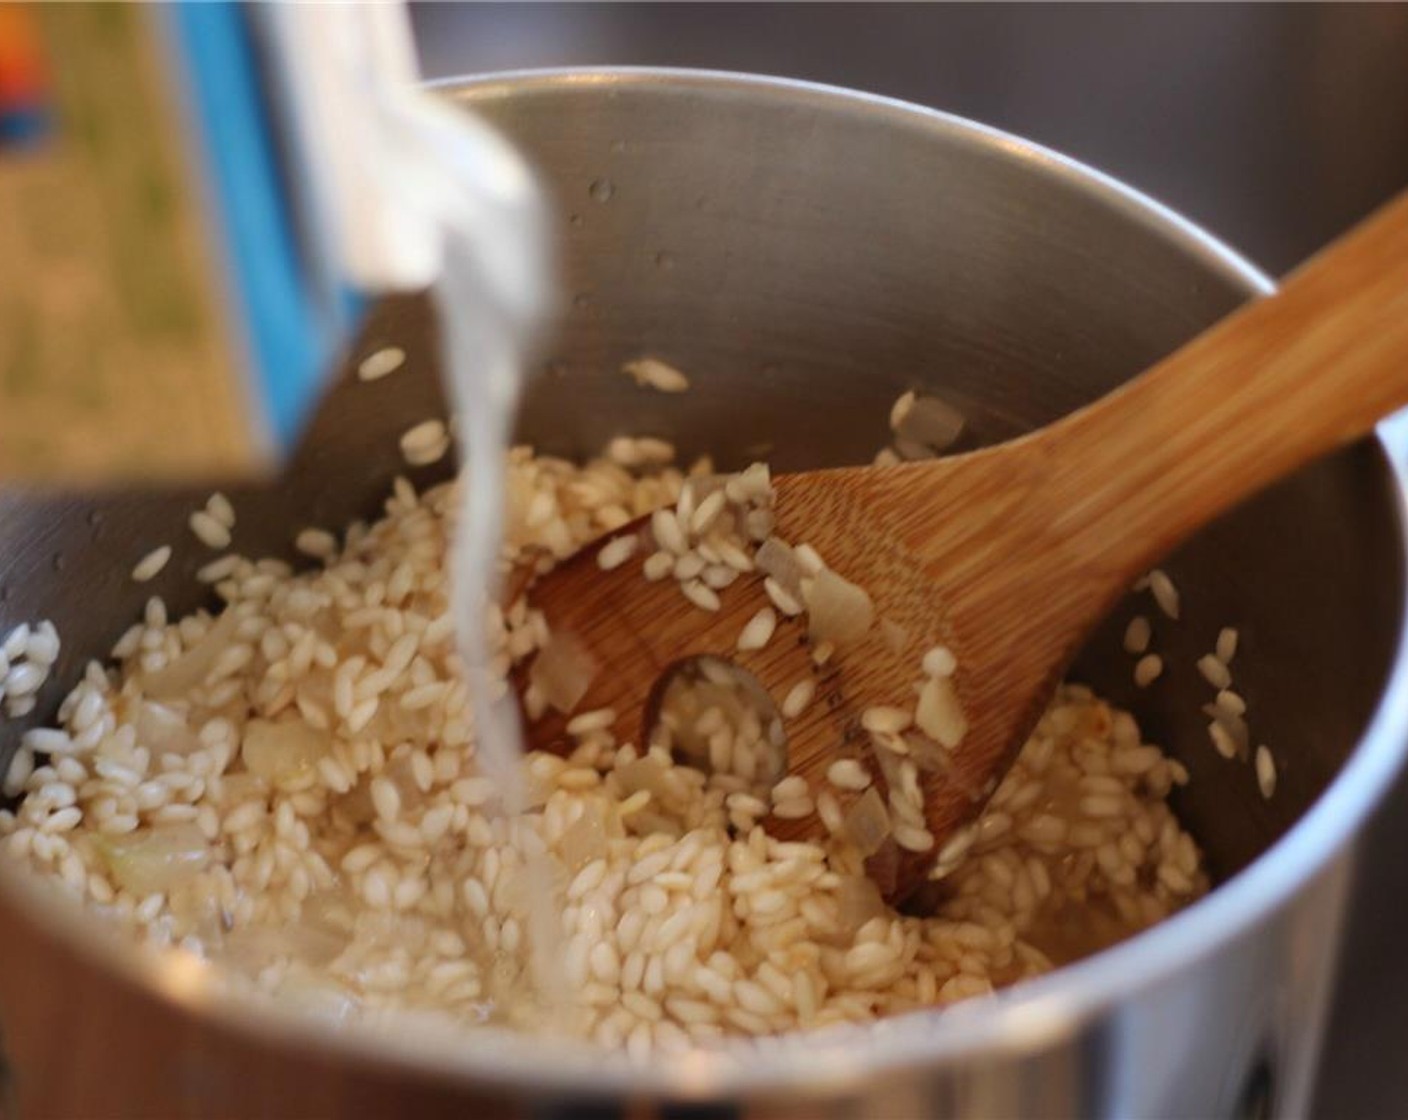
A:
[{"left": 1038, "top": 190, "right": 1408, "bottom": 579}]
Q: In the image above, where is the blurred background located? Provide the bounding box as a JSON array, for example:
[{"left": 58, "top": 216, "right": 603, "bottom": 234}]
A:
[
  {"left": 411, "top": 2, "right": 1408, "bottom": 277},
  {"left": 409, "top": 4, "right": 1408, "bottom": 1115}
]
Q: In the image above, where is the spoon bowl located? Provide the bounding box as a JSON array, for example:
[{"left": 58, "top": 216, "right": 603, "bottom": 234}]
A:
[{"left": 522, "top": 191, "right": 1408, "bottom": 901}]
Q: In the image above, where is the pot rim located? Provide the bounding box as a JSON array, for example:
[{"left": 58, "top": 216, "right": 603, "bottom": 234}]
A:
[{"left": 6, "top": 65, "right": 1407, "bottom": 1100}]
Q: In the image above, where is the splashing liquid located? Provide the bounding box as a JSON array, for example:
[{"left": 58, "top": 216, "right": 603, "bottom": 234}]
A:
[{"left": 382, "top": 91, "right": 561, "bottom": 1012}]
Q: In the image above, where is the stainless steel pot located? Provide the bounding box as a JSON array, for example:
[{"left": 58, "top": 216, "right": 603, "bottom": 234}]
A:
[{"left": 0, "top": 69, "right": 1404, "bottom": 1118}]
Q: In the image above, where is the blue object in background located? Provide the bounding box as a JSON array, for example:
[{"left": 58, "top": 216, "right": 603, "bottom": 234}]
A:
[
  {"left": 162, "top": 2, "right": 364, "bottom": 456},
  {"left": 0, "top": 105, "right": 50, "bottom": 147}
]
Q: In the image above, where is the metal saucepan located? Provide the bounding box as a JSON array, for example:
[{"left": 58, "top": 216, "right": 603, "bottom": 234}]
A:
[{"left": 0, "top": 69, "right": 1403, "bottom": 1118}]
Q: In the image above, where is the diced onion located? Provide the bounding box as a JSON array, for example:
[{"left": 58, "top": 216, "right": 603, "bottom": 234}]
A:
[
  {"left": 218, "top": 772, "right": 269, "bottom": 804},
  {"left": 804, "top": 568, "right": 875, "bottom": 646},
  {"left": 755, "top": 537, "right": 802, "bottom": 599},
  {"left": 915, "top": 675, "right": 968, "bottom": 748},
  {"left": 559, "top": 804, "right": 609, "bottom": 871},
  {"left": 136, "top": 701, "right": 200, "bottom": 757},
  {"left": 529, "top": 631, "right": 598, "bottom": 715},
  {"left": 902, "top": 729, "right": 951, "bottom": 773},
  {"left": 835, "top": 874, "right": 887, "bottom": 935},
  {"left": 143, "top": 609, "right": 240, "bottom": 700},
  {"left": 242, "top": 718, "right": 331, "bottom": 786},
  {"left": 895, "top": 394, "right": 965, "bottom": 452},
  {"left": 841, "top": 787, "right": 891, "bottom": 857},
  {"left": 383, "top": 753, "right": 426, "bottom": 811},
  {"left": 96, "top": 824, "right": 210, "bottom": 896},
  {"left": 617, "top": 757, "right": 674, "bottom": 804}
]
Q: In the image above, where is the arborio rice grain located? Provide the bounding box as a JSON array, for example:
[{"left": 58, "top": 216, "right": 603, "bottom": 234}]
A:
[{"left": 0, "top": 441, "right": 1205, "bottom": 1056}]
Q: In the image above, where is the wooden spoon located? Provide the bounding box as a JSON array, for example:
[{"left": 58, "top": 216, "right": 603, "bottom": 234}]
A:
[{"left": 520, "top": 191, "right": 1408, "bottom": 902}]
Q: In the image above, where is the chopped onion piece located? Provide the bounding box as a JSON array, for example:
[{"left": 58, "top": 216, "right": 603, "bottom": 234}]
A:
[
  {"left": 803, "top": 568, "right": 875, "bottom": 646},
  {"left": 332, "top": 781, "right": 375, "bottom": 827},
  {"left": 755, "top": 537, "right": 802, "bottom": 599},
  {"left": 136, "top": 701, "right": 200, "bottom": 757},
  {"left": 142, "top": 609, "right": 240, "bottom": 700},
  {"left": 841, "top": 787, "right": 891, "bottom": 857},
  {"left": 269, "top": 978, "right": 359, "bottom": 1025},
  {"left": 617, "top": 757, "right": 673, "bottom": 803},
  {"left": 529, "top": 631, "right": 598, "bottom": 715},
  {"left": 895, "top": 394, "right": 965, "bottom": 452},
  {"left": 902, "top": 729, "right": 951, "bottom": 773},
  {"left": 559, "top": 804, "right": 609, "bottom": 871},
  {"left": 242, "top": 718, "right": 331, "bottom": 786},
  {"left": 916, "top": 675, "right": 968, "bottom": 749},
  {"left": 872, "top": 739, "right": 906, "bottom": 794},
  {"left": 835, "top": 874, "right": 888, "bottom": 936},
  {"left": 218, "top": 772, "right": 269, "bottom": 804},
  {"left": 96, "top": 824, "right": 209, "bottom": 896},
  {"left": 223, "top": 918, "right": 346, "bottom": 972},
  {"left": 893, "top": 437, "right": 936, "bottom": 462},
  {"left": 383, "top": 753, "right": 426, "bottom": 811}
]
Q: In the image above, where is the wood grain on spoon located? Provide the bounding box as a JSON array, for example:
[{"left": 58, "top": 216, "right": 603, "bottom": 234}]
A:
[{"left": 522, "top": 190, "right": 1408, "bottom": 902}]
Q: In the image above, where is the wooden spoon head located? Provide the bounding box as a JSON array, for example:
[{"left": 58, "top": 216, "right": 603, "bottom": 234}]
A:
[{"left": 517, "top": 452, "right": 1089, "bottom": 902}]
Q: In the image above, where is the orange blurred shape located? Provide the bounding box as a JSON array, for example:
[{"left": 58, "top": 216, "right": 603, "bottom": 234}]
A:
[{"left": 0, "top": 5, "right": 49, "bottom": 106}]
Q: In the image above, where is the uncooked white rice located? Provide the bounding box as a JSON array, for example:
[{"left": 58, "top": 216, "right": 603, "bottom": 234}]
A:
[
  {"left": 357, "top": 346, "right": 407, "bottom": 382},
  {"left": 25, "top": 621, "right": 59, "bottom": 667},
  {"left": 400, "top": 419, "right": 451, "bottom": 467},
  {"left": 623, "top": 357, "right": 690, "bottom": 394},
  {"left": 596, "top": 535, "right": 639, "bottom": 572},
  {"left": 189, "top": 509, "right": 232, "bottom": 550},
  {"left": 1255, "top": 744, "right": 1277, "bottom": 799},
  {"left": 1216, "top": 627, "right": 1239, "bottom": 664},
  {"left": 1215, "top": 689, "right": 1246, "bottom": 717},
  {"left": 921, "top": 645, "right": 957, "bottom": 678},
  {"left": 294, "top": 529, "right": 339, "bottom": 561},
  {"left": 130, "top": 545, "right": 172, "bottom": 583},
  {"left": 889, "top": 390, "right": 916, "bottom": 431},
  {"left": 1148, "top": 569, "right": 1180, "bottom": 620},
  {"left": 2, "top": 432, "right": 1205, "bottom": 1059},
  {"left": 780, "top": 680, "right": 815, "bottom": 721},
  {"left": 1196, "top": 654, "right": 1232, "bottom": 691},
  {"left": 1209, "top": 721, "right": 1239, "bottom": 760},
  {"left": 0, "top": 620, "right": 60, "bottom": 721},
  {"left": 204, "top": 494, "right": 235, "bottom": 533},
  {"left": 1133, "top": 653, "right": 1163, "bottom": 688},
  {"left": 1123, "top": 616, "right": 1151, "bottom": 655},
  {"left": 763, "top": 578, "right": 803, "bottom": 617},
  {"left": 735, "top": 608, "right": 777, "bottom": 652},
  {"left": 826, "top": 758, "right": 870, "bottom": 792},
  {"left": 681, "top": 580, "right": 721, "bottom": 612}
]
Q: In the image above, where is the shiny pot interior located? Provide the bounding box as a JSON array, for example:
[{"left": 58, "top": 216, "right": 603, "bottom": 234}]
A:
[{"left": 0, "top": 69, "right": 1403, "bottom": 1101}]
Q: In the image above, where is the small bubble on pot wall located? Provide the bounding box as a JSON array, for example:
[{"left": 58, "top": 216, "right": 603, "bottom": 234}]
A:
[
  {"left": 588, "top": 177, "right": 614, "bottom": 203},
  {"left": 568, "top": 213, "right": 583, "bottom": 228},
  {"left": 654, "top": 251, "right": 676, "bottom": 270},
  {"left": 610, "top": 139, "right": 627, "bottom": 154},
  {"left": 51, "top": 553, "right": 64, "bottom": 573},
  {"left": 572, "top": 293, "right": 592, "bottom": 311}
]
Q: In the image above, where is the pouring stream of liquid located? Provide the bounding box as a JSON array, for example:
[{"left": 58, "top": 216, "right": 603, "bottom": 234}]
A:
[{"left": 381, "top": 89, "right": 561, "bottom": 1010}]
